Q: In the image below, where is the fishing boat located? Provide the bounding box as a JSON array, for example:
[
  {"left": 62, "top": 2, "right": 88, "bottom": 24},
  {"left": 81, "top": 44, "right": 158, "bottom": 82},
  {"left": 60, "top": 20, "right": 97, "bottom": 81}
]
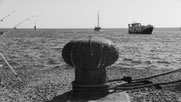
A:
[
  {"left": 128, "top": 23, "right": 154, "bottom": 34},
  {"left": 94, "top": 11, "right": 102, "bottom": 31}
]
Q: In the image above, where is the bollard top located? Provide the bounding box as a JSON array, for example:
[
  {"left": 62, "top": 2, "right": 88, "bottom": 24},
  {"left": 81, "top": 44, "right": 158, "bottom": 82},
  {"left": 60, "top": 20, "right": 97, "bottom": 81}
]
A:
[{"left": 62, "top": 36, "right": 119, "bottom": 70}]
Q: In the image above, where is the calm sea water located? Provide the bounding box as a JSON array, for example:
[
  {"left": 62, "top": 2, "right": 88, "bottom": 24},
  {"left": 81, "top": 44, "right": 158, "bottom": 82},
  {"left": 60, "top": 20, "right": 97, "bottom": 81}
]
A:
[{"left": 0, "top": 28, "right": 181, "bottom": 70}]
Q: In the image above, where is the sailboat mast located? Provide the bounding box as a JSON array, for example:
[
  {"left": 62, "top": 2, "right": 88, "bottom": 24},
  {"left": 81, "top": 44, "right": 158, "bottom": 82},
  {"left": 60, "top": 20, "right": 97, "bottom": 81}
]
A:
[
  {"left": 34, "top": 18, "right": 37, "bottom": 30},
  {"left": 34, "top": 15, "right": 37, "bottom": 30},
  {"left": 97, "top": 11, "right": 100, "bottom": 27},
  {"left": 94, "top": 11, "right": 102, "bottom": 31}
]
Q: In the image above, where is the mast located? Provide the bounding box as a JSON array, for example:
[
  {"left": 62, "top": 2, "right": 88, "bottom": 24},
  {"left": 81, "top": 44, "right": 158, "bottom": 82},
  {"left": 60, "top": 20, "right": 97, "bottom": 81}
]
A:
[
  {"left": 97, "top": 11, "right": 100, "bottom": 27},
  {"left": 34, "top": 15, "right": 37, "bottom": 30},
  {"left": 34, "top": 18, "right": 37, "bottom": 30},
  {"left": 94, "top": 11, "right": 102, "bottom": 31}
]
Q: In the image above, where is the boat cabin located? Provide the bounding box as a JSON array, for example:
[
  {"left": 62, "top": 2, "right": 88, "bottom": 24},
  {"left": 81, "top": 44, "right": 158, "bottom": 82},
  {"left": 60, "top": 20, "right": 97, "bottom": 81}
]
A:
[{"left": 128, "top": 23, "right": 141, "bottom": 28}]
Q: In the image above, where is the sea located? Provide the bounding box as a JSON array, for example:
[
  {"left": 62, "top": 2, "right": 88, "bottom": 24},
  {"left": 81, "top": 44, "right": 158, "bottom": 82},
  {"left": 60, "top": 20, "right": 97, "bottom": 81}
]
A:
[{"left": 0, "top": 27, "right": 181, "bottom": 70}]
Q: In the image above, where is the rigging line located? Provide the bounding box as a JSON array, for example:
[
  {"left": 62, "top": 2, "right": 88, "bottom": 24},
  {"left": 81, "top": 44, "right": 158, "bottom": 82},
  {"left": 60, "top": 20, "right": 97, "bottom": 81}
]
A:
[
  {"left": 0, "top": 53, "right": 22, "bottom": 82},
  {"left": 14, "top": 15, "right": 35, "bottom": 28},
  {"left": 34, "top": 15, "right": 37, "bottom": 25},
  {"left": 34, "top": 19, "right": 37, "bottom": 26},
  {"left": 3, "top": 15, "right": 36, "bottom": 35},
  {"left": 0, "top": 15, "right": 36, "bottom": 82},
  {"left": 0, "top": 11, "right": 15, "bottom": 22}
]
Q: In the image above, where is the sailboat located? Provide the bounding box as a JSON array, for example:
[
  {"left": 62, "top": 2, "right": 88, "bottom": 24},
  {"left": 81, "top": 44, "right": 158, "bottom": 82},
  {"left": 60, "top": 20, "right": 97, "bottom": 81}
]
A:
[
  {"left": 34, "top": 25, "right": 36, "bottom": 30},
  {"left": 34, "top": 16, "right": 37, "bottom": 30},
  {"left": 94, "top": 11, "right": 102, "bottom": 31}
]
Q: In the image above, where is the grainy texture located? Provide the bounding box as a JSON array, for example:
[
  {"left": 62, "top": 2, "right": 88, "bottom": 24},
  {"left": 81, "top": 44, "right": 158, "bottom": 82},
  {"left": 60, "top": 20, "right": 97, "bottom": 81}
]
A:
[
  {"left": 0, "top": 28, "right": 181, "bottom": 102},
  {"left": 62, "top": 37, "right": 119, "bottom": 85}
]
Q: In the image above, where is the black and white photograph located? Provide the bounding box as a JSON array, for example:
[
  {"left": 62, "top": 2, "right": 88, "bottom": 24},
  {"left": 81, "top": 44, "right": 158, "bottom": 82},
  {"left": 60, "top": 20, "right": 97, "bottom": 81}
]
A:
[{"left": 0, "top": 0, "right": 181, "bottom": 102}]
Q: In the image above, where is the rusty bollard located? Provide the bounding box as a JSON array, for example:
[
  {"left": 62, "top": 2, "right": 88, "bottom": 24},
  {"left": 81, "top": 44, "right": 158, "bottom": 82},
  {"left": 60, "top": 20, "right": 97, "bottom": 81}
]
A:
[{"left": 62, "top": 37, "right": 119, "bottom": 98}]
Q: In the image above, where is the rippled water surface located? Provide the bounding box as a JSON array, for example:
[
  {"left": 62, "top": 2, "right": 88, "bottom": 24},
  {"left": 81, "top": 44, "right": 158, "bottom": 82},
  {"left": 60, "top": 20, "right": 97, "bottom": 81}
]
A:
[{"left": 0, "top": 28, "right": 181, "bottom": 70}]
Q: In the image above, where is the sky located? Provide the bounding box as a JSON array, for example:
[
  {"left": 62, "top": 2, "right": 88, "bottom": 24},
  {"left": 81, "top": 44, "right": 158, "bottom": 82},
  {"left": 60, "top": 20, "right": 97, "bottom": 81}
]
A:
[{"left": 0, "top": 0, "right": 181, "bottom": 28}]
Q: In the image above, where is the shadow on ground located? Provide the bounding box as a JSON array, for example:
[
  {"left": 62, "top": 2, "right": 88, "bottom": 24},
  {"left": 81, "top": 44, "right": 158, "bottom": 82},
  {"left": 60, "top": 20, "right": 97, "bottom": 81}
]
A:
[{"left": 47, "top": 90, "right": 109, "bottom": 102}]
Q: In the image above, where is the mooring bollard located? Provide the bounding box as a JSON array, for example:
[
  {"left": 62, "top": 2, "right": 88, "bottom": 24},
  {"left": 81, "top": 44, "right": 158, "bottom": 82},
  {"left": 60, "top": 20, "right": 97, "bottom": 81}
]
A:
[{"left": 62, "top": 36, "right": 119, "bottom": 98}]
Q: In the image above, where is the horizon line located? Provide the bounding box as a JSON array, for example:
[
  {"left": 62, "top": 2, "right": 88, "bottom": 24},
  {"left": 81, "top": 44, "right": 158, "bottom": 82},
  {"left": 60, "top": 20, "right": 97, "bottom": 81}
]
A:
[{"left": 0, "top": 27, "right": 181, "bottom": 29}]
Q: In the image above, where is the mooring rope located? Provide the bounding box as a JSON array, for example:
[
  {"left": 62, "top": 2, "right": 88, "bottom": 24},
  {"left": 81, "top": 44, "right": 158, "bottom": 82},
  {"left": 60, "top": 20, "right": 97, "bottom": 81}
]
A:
[
  {"left": 108, "top": 67, "right": 181, "bottom": 82},
  {"left": 106, "top": 68, "right": 181, "bottom": 91},
  {"left": 133, "top": 68, "right": 181, "bottom": 81},
  {"left": 108, "top": 78, "right": 181, "bottom": 91},
  {"left": 73, "top": 67, "right": 181, "bottom": 93}
]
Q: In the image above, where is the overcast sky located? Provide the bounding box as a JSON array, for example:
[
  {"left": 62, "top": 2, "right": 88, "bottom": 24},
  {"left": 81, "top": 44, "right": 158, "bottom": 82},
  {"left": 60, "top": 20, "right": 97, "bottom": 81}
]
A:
[{"left": 0, "top": 0, "right": 181, "bottom": 28}]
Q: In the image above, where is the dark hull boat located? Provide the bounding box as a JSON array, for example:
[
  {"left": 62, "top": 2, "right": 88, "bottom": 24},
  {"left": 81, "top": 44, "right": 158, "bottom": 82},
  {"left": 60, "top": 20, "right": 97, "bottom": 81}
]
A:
[
  {"left": 34, "top": 26, "right": 36, "bottom": 30},
  {"left": 94, "top": 27, "right": 102, "bottom": 31},
  {"left": 128, "top": 23, "right": 154, "bottom": 34}
]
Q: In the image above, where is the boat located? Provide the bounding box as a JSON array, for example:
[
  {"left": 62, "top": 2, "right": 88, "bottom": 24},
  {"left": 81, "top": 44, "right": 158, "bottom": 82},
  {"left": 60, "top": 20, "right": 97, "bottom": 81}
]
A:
[
  {"left": 94, "top": 11, "right": 102, "bottom": 31},
  {"left": 128, "top": 22, "right": 154, "bottom": 34},
  {"left": 34, "top": 17, "right": 37, "bottom": 30},
  {"left": 94, "top": 26, "right": 102, "bottom": 31},
  {"left": 34, "top": 25, "right": 36, "bottom": 30}
]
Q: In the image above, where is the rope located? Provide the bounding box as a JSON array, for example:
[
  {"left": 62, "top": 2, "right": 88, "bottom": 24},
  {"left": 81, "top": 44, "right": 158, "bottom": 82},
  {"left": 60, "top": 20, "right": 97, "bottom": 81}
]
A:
[
  {"left": 109, "top": 79, "right": 181, "bottom": 91},
  {"left": 107, "top": 67, "right": 181, "bottom": 82},
  {"left": 0, "top": 53, "right": 22, "bottom": 82},
  {"left": 72, "top": 78, "right": 181, "bottom": 93},
  {"left": 133, "top": 68, "right": 181, "bottom": 82},
  {"left": 73, "top": 68, "right": 181, "bottom": 92},
  {"left": 0, "top": 15, "right": 35, "bottom": 82},
  {"left": 106, "top": 68, "right": 181, "bottom": 91},
  {"left": 3, "top": 15, "right": 36, "bottom": 36},
  {"left": 0, "top": 11, "right": 15, "bottom": 22}
]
